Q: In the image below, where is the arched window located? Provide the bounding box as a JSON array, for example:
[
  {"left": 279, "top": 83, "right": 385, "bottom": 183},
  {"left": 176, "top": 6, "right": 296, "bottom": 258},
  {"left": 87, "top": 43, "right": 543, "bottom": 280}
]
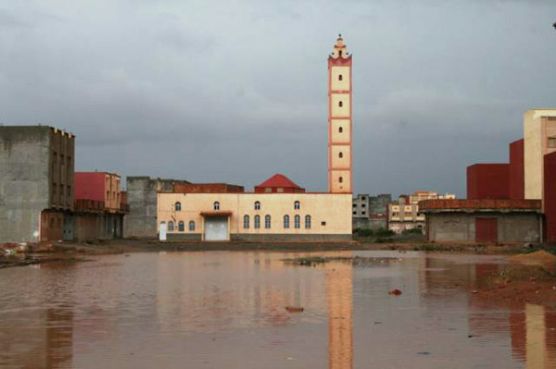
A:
[
  {"left": 254, "top": 201, "right": 261, "bottom": 210},
  {"left": 339, "top": 176, "right": 343, "bottom": 183},
  {"left": 175, "top": 202, "right": 181, "bottom": 211},
  {"left": 338, "top": 101, "right": 343, "bottom": 107},
  {"left": 339, "top": 126, "right": 343, "bottom": 133},
  {"left": 294, "top": 201, "right": 300, "bottom": 210},
  {"left": 254, "top": 215, "right": 261, "bottom": 229},
  {"left": 283, "top": 215, "right": 290, "bottom": 229},
  {"left": 213, "top": 201, "right": 220, "bottom": 210},
  {"left": 168, "top": 221, "right": 174, "bottom": 232},
  {"left": 338, "top": 74, "right": 343, "bottom": 81},
  {"left": 189, "top": 221, "right": 195, "bottom": 231},
  {"left": 265, "top": 215, "right": 271, "bottom": 229},
  {"left": 178, "top": 221, "right": 185, "bottom": 232},
  {"left": 294, "top": 215, "right": 301, "bottom": 229},
  {"left": 305, "top": 215, "right": 312, "bottom": 229},
  {"left": 243, "top": 215, "right": 250, "bottom": 229},
  {"left": 339, "top": 152, "right": 343, "bottom": 158}
]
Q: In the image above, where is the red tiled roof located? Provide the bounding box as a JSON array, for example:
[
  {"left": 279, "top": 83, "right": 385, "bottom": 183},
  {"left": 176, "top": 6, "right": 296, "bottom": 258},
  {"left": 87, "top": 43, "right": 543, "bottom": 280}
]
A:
[{"left": 256, "top": 174, "right": 302, "bottom": 189}]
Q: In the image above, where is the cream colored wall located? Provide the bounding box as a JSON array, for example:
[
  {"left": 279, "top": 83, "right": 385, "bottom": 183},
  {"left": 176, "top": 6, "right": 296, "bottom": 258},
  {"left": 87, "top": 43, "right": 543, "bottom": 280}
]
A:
[
  {"left": 330, "top": 119, "right": 350, "bottom": 143},
  {"left": 157, "top": 193, "right": 352, "bottom": 236},
  {"left": 330, "top": 171, "right": 351, "bottom": 193},
  {"left": 330, "top": 66, "right": 350, "bottom": 91},
  {"left": 524, "top": 109, "right": 556, "bottom": 199},
  {"left": 330, "top": 145, "right": 351, "bottom": 168},
  {"left": 331, "top": 94, "right": 350, "bottom": 117}
]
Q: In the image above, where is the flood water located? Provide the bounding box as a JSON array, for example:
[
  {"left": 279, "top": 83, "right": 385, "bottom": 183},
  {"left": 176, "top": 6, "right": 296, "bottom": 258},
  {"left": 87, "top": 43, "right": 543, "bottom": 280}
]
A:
[{"left": 0, "top": 250, "right": 555, "bottom": 369}]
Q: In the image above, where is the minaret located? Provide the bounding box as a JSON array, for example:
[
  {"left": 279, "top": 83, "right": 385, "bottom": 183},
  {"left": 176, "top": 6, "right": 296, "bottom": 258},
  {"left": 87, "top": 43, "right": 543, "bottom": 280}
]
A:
[{"left": 328, "top": 34, "right": 352, "bottom": 193}]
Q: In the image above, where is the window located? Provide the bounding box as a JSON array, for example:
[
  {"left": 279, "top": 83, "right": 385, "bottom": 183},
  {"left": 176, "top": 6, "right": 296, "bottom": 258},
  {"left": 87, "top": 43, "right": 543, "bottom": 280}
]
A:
[
  {"left": 339, "top": 176, "right": 343, "bottom": 183},
  {"left": 362, "top": 204, "right": 366, "bottom": 208},
  {"left": 254, "top": 201, "right": 261, "bottom": 210},
  {"left": 189, "top": 221, "right": 196, "bottom": 231},
  {"left": 338, "top": 74, "right": 343, "bottom": 81},
  {"left": 339, "top": 152, "right": 343, "bottom": 158},
  {"left": 353, "top": 211, "right": 356, "bottom": 215},
  {"left": 243, "top": 215, "right": 250, "bottom": 229},
  {"left": 549, "top": 137, "right": 556, "bottom": 148},
  {"left": 175, "top": 202, "right": 181, "bottom": 211},
  {"left": 294, "top": 201, "right": 300, "bottom": 210},
  {"left": 283, "top": 215, "right": 290, "bottom": 229},
  {"left": 178, "top": 221, "right": 185, "bottom": 232},
  {"left": 338, "top": 101, "right": 343, "bottom": 107},
  {"left": 213, "top": 201, "right": 220, "bottom": 210},
  {"left": 265, "top": 215, "right": 271, "bottom": 229},
  {"left": 339, "top": 126, "right": 343, "bottom": 133},
  {"left": 321, "top": 221, "right": 327, "bottom": 226},
  {"left": 362, "top": 211, "right": 366, "bottom": 215},
  {"left": 168, "top": 221, "right": 175, "bottom": 232},
  {"left": 294, "top": 215, "right": 301, "bottom": 229},
  {"left": 254, "top": 215, "right": 261, "bottom": 229},
  {"left": 305, "top": 215, "right": 311, "bottom": 229}
]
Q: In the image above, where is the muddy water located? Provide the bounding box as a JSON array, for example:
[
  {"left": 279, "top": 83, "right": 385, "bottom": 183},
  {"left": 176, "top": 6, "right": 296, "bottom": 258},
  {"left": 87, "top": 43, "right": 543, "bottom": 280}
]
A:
[{"left": 0, "top": 251, "right": 555, "bottom": 369}]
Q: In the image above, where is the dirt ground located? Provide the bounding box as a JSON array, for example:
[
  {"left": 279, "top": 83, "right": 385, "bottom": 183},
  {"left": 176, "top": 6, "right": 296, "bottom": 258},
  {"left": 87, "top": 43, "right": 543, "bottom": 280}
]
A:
[{"left": 473, "top": 250, "right": 556, "bottom": 308}]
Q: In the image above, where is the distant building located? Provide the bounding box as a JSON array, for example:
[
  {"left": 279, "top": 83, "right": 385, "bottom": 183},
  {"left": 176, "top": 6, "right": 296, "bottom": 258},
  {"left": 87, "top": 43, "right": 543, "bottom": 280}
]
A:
[
  {"left": 73, "top": 172, "right": 127, "bottom": 241},
  {"left": 388, "top": 191, "right": 455, "bottom": 234},
  {"left": 124, "top": 177, "right": 192, "bottom": 238},
  {"left": 156, "top": 36, "right": 354, "bottom": 242},
  {"left": 0, "top": 126, "right": 75, "bottom": 242},
  {"left": 352, "top": 194, "right": 391, "bottom": 230},
  {"left": 524, "top": 110, "right": 556, "bottom": 200},
  {"left": 420, "top": 199, "right": 543, "bottom": 244},
  {"left": 421, "top": 109, "right": 556, "bottom": 244}
]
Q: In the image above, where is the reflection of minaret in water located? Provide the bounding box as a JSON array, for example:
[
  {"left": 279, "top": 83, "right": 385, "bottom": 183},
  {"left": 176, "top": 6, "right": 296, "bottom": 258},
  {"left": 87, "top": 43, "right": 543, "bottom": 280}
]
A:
[{"left": 325, "top": 259, "right": 353, "bottom": 369}]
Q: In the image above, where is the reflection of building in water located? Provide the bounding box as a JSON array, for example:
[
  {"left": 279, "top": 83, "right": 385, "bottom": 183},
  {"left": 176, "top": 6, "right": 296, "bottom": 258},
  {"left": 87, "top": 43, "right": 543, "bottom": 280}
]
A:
[
  {"left": 155, "top": 252, "right": 329, "bottom": 331},
  {"left": 509, "top": 304, "right": 556, "bottom": 369},
  {"left": 0, "top": 307, "right": 73, "bottom": 369},
  {"left": 325, "top": 260, "right": 353, "bottom": 369}
]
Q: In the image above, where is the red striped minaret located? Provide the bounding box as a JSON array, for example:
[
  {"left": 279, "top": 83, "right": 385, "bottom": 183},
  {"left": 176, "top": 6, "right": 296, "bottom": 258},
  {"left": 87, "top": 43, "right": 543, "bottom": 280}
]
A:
[{"left": 328, "top": 34, "right": 352, "bottom": 194}]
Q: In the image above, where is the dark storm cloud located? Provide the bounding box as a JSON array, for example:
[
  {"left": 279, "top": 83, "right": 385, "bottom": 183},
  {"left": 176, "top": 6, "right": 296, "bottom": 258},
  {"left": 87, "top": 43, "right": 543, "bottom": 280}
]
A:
[{"left": 1, "top": 0, "right": 555, "bottom": 196}]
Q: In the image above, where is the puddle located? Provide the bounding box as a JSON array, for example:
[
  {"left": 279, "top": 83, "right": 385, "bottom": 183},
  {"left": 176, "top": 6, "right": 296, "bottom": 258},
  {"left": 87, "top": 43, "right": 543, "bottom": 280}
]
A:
[{"left": 0, "top": 250, "right": 554, "bottom": 368}]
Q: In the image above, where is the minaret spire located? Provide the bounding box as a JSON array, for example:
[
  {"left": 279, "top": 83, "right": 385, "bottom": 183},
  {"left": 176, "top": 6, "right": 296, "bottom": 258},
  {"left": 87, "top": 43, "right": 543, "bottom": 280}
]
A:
[{"left": 327, "top": 35, "right": 352, "bottom": 194}]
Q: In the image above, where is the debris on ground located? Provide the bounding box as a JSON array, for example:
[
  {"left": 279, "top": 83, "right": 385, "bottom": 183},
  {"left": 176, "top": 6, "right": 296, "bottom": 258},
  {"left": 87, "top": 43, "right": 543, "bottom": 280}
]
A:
[
  {"left": 285, "top": 306, "right": 304, "bottom": 313},
  {"left": 388, "top": 289, "right": 402, "bottom": 296}
]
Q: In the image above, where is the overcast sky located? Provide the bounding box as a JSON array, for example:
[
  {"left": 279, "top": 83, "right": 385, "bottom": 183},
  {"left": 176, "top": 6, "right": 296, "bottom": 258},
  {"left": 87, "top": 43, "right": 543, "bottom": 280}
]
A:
[{"left": 1, "top": 0, "right": 555, "bottom": 196}]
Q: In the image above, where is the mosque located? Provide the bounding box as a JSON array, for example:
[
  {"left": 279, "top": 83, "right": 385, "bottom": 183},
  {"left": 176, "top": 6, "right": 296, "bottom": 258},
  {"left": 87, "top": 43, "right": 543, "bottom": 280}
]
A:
[{"left": 157, "top": 36, "right": 354, "bottom": 241}]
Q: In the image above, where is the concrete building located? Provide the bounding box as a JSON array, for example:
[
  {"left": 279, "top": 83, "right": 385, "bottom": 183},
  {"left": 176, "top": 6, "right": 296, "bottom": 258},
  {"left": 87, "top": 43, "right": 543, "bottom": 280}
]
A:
[
  {"left": 352, "top": 193, "right": 391, "bottom": 230},
  {"left": 156, "top": 36, "right": 353, "bottom": 242},
  {"left": 388, "top": 191, "right": 455, "bottom": 234},
  {"left": 524, "top": 109, "right": 556, "bottom": 200},
  {"left": 73, "top": 172, "right": 127, "bottom": 241},
  {"left": 420, "top": 199, "right": 543, "bottom": 244},
  {"left": 0, "top": 126, "right": 75, "bottom": 243},
  {"left": 124, "top": 177, "right": 192, "bottom": 238}
]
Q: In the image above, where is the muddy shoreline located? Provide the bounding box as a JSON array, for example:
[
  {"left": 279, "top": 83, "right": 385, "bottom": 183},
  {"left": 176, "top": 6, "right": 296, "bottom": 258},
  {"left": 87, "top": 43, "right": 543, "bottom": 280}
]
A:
[{"left": 1, "top": 238, "right": 552, "bottom": 269}]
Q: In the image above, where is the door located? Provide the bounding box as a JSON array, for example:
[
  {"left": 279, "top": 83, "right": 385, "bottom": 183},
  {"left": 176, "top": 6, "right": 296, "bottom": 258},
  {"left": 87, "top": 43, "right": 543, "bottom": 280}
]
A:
[
  {"left": 204, "top": 217, "right": 229, "bottom": 241},
  {"left": 476, "top": 217, "right": 497, "bottom": 243},
  {"left": 159, "top": 222, "right": 167, "bottom": 241}
]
